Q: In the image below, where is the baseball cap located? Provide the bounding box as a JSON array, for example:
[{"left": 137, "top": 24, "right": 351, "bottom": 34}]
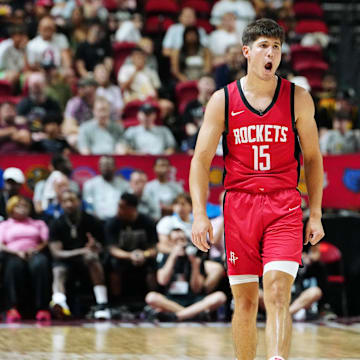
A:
[
  {"left": 3, "top": 167, "right": 25, "bottom": 184},
  {"left": 139, "top": 102, "right": 157, "bottom": 114}
]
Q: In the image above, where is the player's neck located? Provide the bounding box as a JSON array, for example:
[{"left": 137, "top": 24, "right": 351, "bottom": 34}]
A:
[{"left": 243, "top": 73, "right": 277, "bottom": 95}]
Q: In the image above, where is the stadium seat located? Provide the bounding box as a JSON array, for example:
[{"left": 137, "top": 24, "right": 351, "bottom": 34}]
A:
[
  {"left": 294, "top": 2, "right": 324, "bottom": 19},
  {"left": 295, "top": 19, "right": 328, "bottom": 34},
  {"left": 197, "top": 18, "right": 213, "bottom": 33},
  {"left": 112, "top": 42, "right": 137, "bottom": 77},
  {"left": 181, "top": 0, "right": 211, "bottom": 16},
  {"left": 295, "top": 60, "right": 328, "bottom": 92},
  {"left": 290, "top": 45, "right": 323, "bottom": 68},
  {"left": 175, "top": 80, "right": 199, "bottom": 115},
  {"left": 144, "top": 16, "right": 174, "bottom": 35},
  {"left": 102, "top": 0, "right": 118, "bottom": 11},
  {"left": 122, "top": 99, "right": 161, "bottom": 126},
  {"left": 0, "top": 79, "right": 12, "bottom": 96},
  {"left": 145, "top": 0, "right": 179, "bottom": 16},
  {"left": 319, "top": 242, "right": 348, "bottom": 316}
]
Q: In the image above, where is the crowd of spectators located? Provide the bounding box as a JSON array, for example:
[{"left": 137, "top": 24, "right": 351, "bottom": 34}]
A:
[{"left": 0, "top": 0, "right": 355, "bottom": 322}]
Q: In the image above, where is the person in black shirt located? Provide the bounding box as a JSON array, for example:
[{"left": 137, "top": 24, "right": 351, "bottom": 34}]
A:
[
  {"left": 105, "top": 192, "right": 158, "bottom": 301},
  {"left": 75, "top": 22, "right": 113, "bottom": 79},
  {"left": 49, "top": 189, "right": 111, "bottom": 319},
  {"left": 145, "top": 228, "right": 227, "bottom": 321}
]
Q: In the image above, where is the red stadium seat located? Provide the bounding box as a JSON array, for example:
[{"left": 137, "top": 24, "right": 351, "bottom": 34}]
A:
[
  {"left": 112, "top": 42, "right": 137, "bottom": 77},
  {"left": 295, "top": 19, "right": 328, "bottom": 34},
  {"left": 319, "top": 242, "right": 348, "bottom": 316},
  {"left": 122, "top": 99, "right": 161, "bottom": 125},
  {"left": 102, "top": 0, "right": 118, "bottom": 11},
  {"left": 145, "top": 0, "right": 179, "bottom": 15},
  {"left": 294, "top": 2, "right": 324, "bottom": 19},
  {"left": 290, "top": 44, "right": 323, "bottom": 68},
  {"left": 295, "top": 59, "right": 328, "bottom": 92},
  {"left": 175, "top": 80, "right": 199, "bottom": 115},
  {"left": 181, "top": 0, "right": 211, "bottom": 15},
  {"left": 145, "top": 16, "right": 174, "bottom": 35},
  {"left": 0, "top": 79, "right": 12, "bottom": 96},
  {"left": 197, "top": 18, "right": 213, "bottom": 33}
]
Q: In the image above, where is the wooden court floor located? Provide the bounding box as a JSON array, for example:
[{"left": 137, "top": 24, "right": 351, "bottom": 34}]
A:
[{"left": 0, "top": 320, "right": 359, "bottom": 360}]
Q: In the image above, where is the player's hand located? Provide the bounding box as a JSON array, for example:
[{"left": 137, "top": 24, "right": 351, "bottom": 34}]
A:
[
  {"left": 304, "top": 216, "right": 324, "bottom": 245},
  {"left": 191, "top": 214, "right": 213, "bottom": 252}
]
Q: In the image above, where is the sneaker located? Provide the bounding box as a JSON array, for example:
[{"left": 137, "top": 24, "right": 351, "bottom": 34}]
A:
[
  {"left": 94, "top": 304, "right": 111, "bottom": 320},
  {"left": 6, "top": 308, "right": 21, "bottom": 322},
  {"left": 50, "top": 300, "right": 71, "bottom": 319},
  {"left": 293, "top": 308, "right": 306, "bottom": 321},
  {"left": 36, "top": 310, "right": 51, "bottom": 322},
  {"left": 156, "top": 311, "right": 178, "bottom": 322}
]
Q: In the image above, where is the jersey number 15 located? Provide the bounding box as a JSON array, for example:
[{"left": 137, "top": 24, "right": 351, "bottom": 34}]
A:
[{"left": 252, "top": 145, "right": 271, "bottom": 171}]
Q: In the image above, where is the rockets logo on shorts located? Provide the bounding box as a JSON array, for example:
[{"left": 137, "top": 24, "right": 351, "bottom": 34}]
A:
[{"left": 228, "top": 251, "right": 238, "bottom": 265}]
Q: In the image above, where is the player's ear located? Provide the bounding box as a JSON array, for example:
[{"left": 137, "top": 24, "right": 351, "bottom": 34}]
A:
[{"left": 242, "top": 45, "right": 250, "bottom": 60}]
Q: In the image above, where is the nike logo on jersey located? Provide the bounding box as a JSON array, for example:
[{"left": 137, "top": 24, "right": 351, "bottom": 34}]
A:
[
  {"left": 289, "top": 205, "right": 300, "bottom": 211},
  {"left": 231, "top": 110, "right": 245, "bottom": 116}
]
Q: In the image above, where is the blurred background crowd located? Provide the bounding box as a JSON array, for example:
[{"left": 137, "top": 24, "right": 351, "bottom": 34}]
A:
[{"left": 0, "top": 0, "right": 358, "bottom": 323}]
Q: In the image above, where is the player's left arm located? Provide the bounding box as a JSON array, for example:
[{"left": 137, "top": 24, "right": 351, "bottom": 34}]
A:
[{"left": 295, "top": 85, "right": 325, "bottom": 245}]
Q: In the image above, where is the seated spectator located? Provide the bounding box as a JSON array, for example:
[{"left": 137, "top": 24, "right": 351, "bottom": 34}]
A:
[
  {"left": 208, "top": 12, "right": 242, "bottom": 66},
  {"left": 33, "top": 153, "right": 78, "bottom": 214},
  {"left": 105, "top": 193, "right": 158, "bottom": 301},
  {"left": 16, "top": 72, "right": 62, "bottom": 132},
  {"left": 94, "top": 64, "right": 124, "bottom": 121},
  {"left": 170, "top": 26, "right": 212, "bottom": 82},
  {"left": 0, "top": 24, "right": 28, "bottom": 87},
  {"left": 215, "top": 44, "right": 246, "bottom": 89},
  {"left": 145, "top": 228, "right": 227, "bottom": 322},
  {"left": 181, "top": 75, "right": 216, "bottom": 153},
  {"left": 26, "top": 16, "right": 72, "bottom": 71},
  {"left": 0, "top": 101, "right": 31, "bottom": 154},
  {"left": 115, "top": 12, "right": 142, "bottom": 43},
  {"left": 62, "top": 76, "right": 97, "bottom": 147},
  {"left": 129, "top": 170, "right": 161, "bottom": 222},
  {"left": 259, "top": 245, "right": 326, "bottom": 321},
  {"left": 0, "top": 167, "right": 25, "bottom": 221},
  {"left": 210, "top": 0, "right": 255, "bottom": 37},
  {"left": 157, "top": 193, "right": 225, "bottom": 294},
  {"left": 75, "top": 21, "right": 113, "bottom": 79},
  {"left": 31, "top": 113, "right": 73, "bottom": 155},
  {"left": 0, "top": 196, "right": 51, "bottom": 322},
  {"left": 162, "top": 7, "right": 208, "bottom": 58},
  {"left": 78, "top": 96, "right": 126, "bottom": 155},
  {"left": 143, "top": 157, "right": 184, "bottom": 217},
  {"left": 124, "top": 103, "right": 177, "bottom": 155},
  {"left": 319, "top": 110, "right": 360, "bottom": 155},
  {"left": 118, "top": 47, "right": 161, "bottom": 103},
  {"left": 49, "top": 189, "right": 111, "bottom": 319},
  {"left": 83, "top": 156, "right": 129, "bottom": 221}
]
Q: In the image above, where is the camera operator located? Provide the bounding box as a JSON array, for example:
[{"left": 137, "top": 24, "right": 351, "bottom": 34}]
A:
[{"left": 145, "top": 228, "right": 226, "bottom": 321}]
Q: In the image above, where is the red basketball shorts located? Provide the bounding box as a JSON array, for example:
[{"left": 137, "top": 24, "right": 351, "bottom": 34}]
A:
[{"left": 223, "top": 189, "right": 303, "bottom": 277}]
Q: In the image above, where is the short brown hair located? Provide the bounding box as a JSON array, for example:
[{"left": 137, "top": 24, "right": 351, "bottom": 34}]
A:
[{"left": 242, "top": 18, "right": 284, "bottom": 46}]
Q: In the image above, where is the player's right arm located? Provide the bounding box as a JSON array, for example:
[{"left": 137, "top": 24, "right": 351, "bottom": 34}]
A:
[{"left": 189, "top": 89, "right": 225, "bottom": 252}]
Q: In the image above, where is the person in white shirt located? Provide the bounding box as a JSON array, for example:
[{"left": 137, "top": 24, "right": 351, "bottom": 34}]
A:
[
  {"left": 115, "top": 13, "right": 143, "bottom": 43},
  {"left": 26, "top": 16, "right": 72, "bottom": 71},
  {"left": 83, "top": 156, "right": 129, "bottom": 220},
  {"left": 118, "top": 47, "right": 160, "bottom": 103},
  {"left": 162, "top": 7, "right": 208, "bottom": 57},
  {"left": 0, "top": 25, "right": 28, "bottom": 87}
]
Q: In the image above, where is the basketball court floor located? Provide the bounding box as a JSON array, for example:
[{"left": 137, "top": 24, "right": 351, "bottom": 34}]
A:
[{"left": 0, "top": 320, "right": 359, "bottom": 360}]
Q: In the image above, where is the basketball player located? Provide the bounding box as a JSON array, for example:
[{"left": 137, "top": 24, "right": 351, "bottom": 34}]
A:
[{"left": 189, "top": 19, "right": 324, "bottom": 360}]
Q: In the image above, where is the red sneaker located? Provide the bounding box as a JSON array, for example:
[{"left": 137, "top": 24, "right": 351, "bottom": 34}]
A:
[
  {"left": 6, "top": 308, "right": 21, "bottom": 322},
  {"left": 36, "top": 310, "right": 51, "bottom": 322}
]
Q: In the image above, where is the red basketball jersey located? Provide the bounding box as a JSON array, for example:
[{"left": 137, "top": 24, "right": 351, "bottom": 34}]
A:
[{"left": 222, "top": 77, "right": 300, "bottom": 193}]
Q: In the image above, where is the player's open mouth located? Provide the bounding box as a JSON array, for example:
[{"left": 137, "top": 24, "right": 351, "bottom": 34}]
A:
[{"left": 265, "top": 62, "right": 273, "bottom": 71}]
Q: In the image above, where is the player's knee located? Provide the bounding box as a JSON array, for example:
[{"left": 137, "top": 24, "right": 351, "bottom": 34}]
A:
[
  {"left": 264, "top": 281, "right": 291, "bottom": 309},
  {"left": 145, "top": 291, "right": 161, "bottom": 306},
  {"left": 233, "top": 295, "right": 258, "bottom": 314}
]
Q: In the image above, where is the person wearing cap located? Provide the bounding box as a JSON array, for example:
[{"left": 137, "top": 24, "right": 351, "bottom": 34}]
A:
[
  {"left": 0, "top": 102, "right": 31, "bottom": 154},
  {"left": 0, "top": 195, "right": 51, "bottom": 322},
  {"left": 26, "top": 16, "right": 71, "bottom": 71},
  {"left": 0, "top": 167, "right": 25, "bottom": 221},
  {"left": 78, "top": 96, "right": 126, "bottom": 155},
  {"left": 0, "top": 24, "right": 28, "bottom": 87},
  {"left": 124, "top": 103, "right": 177, "bottom": 155},
  {"left": 63, "top": 76, "right": 97, "bottom": 147}
]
